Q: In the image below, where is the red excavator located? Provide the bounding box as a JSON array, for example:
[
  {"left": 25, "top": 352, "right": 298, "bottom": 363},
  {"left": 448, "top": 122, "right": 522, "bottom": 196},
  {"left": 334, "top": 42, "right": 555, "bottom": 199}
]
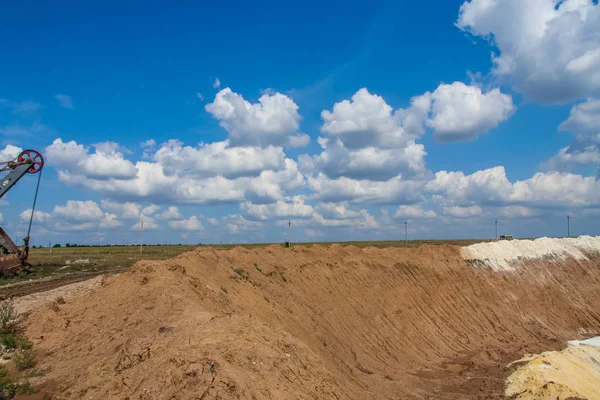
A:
[{"left": 0, "top": 149, "right": 44, "bottom": 277}]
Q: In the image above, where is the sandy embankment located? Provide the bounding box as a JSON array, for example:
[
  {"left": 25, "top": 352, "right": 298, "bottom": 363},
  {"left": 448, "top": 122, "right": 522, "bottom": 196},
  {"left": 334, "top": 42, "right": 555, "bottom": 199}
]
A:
[{"left": 6, "top": 237, "right": 600, "bottom": 399}]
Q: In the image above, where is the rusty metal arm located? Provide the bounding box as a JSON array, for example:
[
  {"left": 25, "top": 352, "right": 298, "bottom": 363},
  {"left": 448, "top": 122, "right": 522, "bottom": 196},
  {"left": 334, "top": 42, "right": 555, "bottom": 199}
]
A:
[{"left": 0, "top": 162, "right": 33, "bottom": 200}]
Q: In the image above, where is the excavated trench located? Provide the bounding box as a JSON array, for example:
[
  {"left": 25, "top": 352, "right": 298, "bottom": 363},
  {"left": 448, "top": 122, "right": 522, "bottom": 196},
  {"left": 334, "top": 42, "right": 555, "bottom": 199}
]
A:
[{"left": 20, "top": 239, "right": 600, "bottom": 399}]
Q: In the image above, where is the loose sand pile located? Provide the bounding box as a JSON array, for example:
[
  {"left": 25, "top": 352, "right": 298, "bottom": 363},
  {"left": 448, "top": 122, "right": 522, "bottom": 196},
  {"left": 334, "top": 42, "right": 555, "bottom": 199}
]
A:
[
  {"left": 461, "top": 235, "right": 600, "bottom": 271},
  {"left": 21, "top": 242, "right": 600, "bottom": 399},
  {"left": 506, "top": 338, "right": 600, "bottom": 399}
]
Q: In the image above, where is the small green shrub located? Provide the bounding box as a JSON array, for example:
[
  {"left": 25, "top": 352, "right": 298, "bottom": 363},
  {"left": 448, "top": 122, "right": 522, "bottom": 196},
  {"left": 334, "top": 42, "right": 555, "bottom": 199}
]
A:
[
  {"left": 13, "top": 346, "right": 36, "bottom": 371},
  {"left": 233, "top": 268, "right": 249, "bottom": 281},
  {"left": 18, "top": 381, "right": 35, "bottom": 395},
  {"left": 0, "top": 333, "right": 17, "bottom": 349},
  {"left": 0, "top": 300, "right": 18, "bottom": 335},
  {"left": 0, "top": 365, "right": 17, "bottom": 398}
]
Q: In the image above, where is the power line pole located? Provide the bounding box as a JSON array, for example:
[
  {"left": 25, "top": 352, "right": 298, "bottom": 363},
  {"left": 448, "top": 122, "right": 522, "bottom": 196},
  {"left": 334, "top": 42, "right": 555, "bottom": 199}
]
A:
[
  {"left": 495, "top": 219, "right": 498, "bottom": 240},
  {"left": 567, "top": 215, "right": 570, "bottom": 238},
  {"left": 140, "top": 221, "right": 144, "bottom": 253},
  {"left": 287, "top": 220, "right": 291, "bottom": 247},
  {"left": 404, "top": 221, "right": 408, "bottom": 247}
]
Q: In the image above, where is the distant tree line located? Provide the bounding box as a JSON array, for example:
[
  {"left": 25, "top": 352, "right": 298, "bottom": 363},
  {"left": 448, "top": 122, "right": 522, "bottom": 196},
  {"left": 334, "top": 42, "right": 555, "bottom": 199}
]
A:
[{"left": 30, "top": 243, "right": 204, "bottom": 248}]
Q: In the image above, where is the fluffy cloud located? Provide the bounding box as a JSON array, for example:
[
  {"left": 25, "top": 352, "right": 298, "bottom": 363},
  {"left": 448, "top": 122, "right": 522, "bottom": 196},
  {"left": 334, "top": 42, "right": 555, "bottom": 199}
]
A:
[
  {"left": 53, "top": 200, "right": 104, "bottom": 222},
  {"left": 428, "top": 166, "right": 600, "bottom": 207},
  {"left": 0, "top": 144, "right": 23, "bottom": 161},
  {"left": 20, "top": 210, "right": 51, "bottom": 224},
  {"left": 205, "top": 88, "right": 308, "bottom": 148},
  {"left": 394, "top": 205, "right": 437, "bottom": 219},
  {"left": 301, "top": 88, "right": 430, "bottom": 184},
  {"left": 457, "top": 0, "right": 600, "bottom": 103},
  {"left": 306, "top": 173, "right": 425, "bottom": 204},
  {"left": 157, "top": 206, "right": 182, "bottom": 220},
  {"left": 560, "top": 98, "right": 600, "bottom": 138},
  {"left": 45, "top": 139, "right": 137, "bottom": 180},
  {"left": 320, "top": 88, "right": 431, "bottom": 149},
  {"left": 153, "top": 139, "right": 286, "bottom": 178},
  {"left": 52, "top": 139, "right": 305, "bottom": 205},
  {"left": 300, "top": 138, "right": 426, "bottom": 181},
  {"left": 142, "top": 204, "right": 160, "bottom": 215},
  {"left": 241, "top": 197, "right": 313, "bottom": 220},
  {"left": 21, "top": 200, "right": 124, "bottom": 231},
  {"left": 443, "top": 205, "right": 483, "bottom": 218},
  {"left": 511, "top": 171, "right": 600, "bottom": 207},
  {"left": 54, "top": 94, "right": 74, "bottom": 109},
  {"left": 222, "top": 214, "right": 263, "bottom": 234},
  {"left": 496, "top": 205, "right": 538, "bottom": 218},
  {"left": 426, "top": 167, "right": 513, "bottom": 205},
  {"left": 543, "top": 146, "right": 600, "bottom": 171},
  {"left": 426, "top": 82, "right": 515, "bottom": 142},
  {"left": 315, "top": 202, "right": 362, "bottom": 220},
  {"left": 543, "top": 98, "right": 600, "bottom": 171},
  {"left": 131, "top": 213, "right": 159, "bottom": 231},
  {"left": 168, "top": 216, "right": 204, "bottom": 231},
  {"left": 141, "top": 139, "right": 156, "bottom": 159},
  {"left": 312, "top": 209, "right": 378, "bottom": 229}
]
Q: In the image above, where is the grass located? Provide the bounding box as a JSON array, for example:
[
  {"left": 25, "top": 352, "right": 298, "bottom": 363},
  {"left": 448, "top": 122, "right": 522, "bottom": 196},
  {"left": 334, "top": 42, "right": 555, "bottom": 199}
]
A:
[
  {"left": 0, "top": 301, "right": 37, "bottom": 398},
  {"left": 0, "top": 365, "right": 36, "bottom": 398}
]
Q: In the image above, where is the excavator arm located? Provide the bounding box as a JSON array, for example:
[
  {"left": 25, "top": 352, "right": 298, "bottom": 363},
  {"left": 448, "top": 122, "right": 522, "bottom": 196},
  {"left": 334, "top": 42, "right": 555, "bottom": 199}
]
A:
[
  {"left": 0, "top": 149, "right": 44, "bottom": 277},
  {"left": 0, "top": 161, "right": 37, "bottom": 199}
]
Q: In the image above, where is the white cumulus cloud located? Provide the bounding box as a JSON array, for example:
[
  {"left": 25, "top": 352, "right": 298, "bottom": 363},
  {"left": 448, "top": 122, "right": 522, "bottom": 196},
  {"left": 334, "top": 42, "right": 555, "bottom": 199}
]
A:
[
  {"left": 157, "top": 206, "right": 182, "bottom": 220},
  {"left": 241, "top": 197, "right": 314, "bottom": 220},
  {"left": 0, "top": 144, "right": 23, "bottom": 161},
  {"left": 45, "top": 139, "right": 138, "bottom": 180},
  {"left": 443, "top": 205, "right": 483, "bottom": 218},
  {"left": 457, "top": 0, "right": 600, "bottom": 103},
  {"left": 169, "top": 216, "right": 204, "bottom": 231},
  {"left": 205, "top": 88, "right": 305, "bottom": 148},
  {"left": 394, "top": 205, "right": 437, "bottom": 219},
  {"left": 426, "top": 82, "right": 515, "bottom": 142}
]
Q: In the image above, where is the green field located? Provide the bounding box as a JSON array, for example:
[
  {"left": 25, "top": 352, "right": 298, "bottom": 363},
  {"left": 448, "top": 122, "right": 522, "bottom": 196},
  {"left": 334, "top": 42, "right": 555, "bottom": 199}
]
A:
[{"left": 1, "top": 239, "right": 490, "bottom": 286}]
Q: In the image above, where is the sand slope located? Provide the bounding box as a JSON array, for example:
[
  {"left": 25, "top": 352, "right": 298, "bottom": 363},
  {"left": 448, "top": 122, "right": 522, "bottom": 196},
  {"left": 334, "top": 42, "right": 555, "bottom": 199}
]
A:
[
  {"left": 23, "top": 242, "right": 600, "bottom": 399},
  {"left": 506, "top": 338, "right": 600, "bottom": 399}
]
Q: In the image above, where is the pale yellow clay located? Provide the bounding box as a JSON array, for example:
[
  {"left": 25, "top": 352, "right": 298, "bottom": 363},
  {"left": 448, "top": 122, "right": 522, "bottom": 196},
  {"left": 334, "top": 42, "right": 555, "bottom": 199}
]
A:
[{"left": 506, "top": 340, "right": 600, "bottom": 400}]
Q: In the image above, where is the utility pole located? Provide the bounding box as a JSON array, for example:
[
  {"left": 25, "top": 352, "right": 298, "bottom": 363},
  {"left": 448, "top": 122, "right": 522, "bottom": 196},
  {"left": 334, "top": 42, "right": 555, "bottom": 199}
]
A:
[
  {"left": 567, "top": 215, "right": 570, "bottom": 238},
  {"left": 404, "top": 221, "right": 408, "bottom": 247},
  {"left": 495, "top": 219, "right": 498, "bottom": 240},
  {"left": 287, "top": 220, "right": 291, "bottom": 248},
  {"left": 140, "top": 221, "right": 144, "bottom": 253}
]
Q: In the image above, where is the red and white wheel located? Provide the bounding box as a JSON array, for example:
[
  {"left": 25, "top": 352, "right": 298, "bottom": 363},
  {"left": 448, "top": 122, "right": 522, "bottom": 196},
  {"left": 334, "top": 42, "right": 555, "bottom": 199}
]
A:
[{"left": 18, "top": 150, "right": 44, "bottom": 174}]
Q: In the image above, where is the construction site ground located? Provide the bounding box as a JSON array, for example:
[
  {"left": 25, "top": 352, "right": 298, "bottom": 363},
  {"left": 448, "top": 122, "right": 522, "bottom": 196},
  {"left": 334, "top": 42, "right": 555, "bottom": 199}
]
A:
[{"left": 1, "top": 239, "right": 599, "bottom": 399}]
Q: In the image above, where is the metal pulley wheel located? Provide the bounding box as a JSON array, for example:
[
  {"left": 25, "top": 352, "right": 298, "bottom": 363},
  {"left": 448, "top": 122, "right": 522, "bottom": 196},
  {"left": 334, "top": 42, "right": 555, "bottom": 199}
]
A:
[{"left": 18, "top": 149, "right": 44, "bottom": 174}]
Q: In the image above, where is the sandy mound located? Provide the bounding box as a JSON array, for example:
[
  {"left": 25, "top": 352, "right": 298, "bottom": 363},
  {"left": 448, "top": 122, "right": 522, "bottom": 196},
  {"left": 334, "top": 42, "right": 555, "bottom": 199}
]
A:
[
  {"left": 506, "top": 339, "right": 600, "bottom": 399},
  {"left": 23, "top": 243, "right": 600, "bottom": 399},
  {"left": 462, "top": 235, "right": 600, "bottom": 271}
]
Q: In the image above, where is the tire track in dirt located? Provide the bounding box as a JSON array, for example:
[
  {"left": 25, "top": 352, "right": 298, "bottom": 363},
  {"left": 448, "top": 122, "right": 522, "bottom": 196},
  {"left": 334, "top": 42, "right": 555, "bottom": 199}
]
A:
[{"left": 0, "top": 271, "right": 113, "bottom": 300}]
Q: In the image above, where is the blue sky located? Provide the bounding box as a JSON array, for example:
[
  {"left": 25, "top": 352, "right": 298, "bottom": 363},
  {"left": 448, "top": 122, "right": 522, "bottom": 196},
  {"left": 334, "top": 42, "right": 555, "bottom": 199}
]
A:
[{"left": 1, "top": 0, "right": 599, "bottom": 245}]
